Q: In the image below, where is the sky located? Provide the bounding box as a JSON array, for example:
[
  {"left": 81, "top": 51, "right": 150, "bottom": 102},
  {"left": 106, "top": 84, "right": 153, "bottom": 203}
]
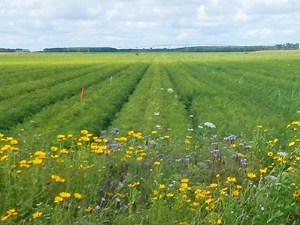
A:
[{"left": 0, "top": 0, "right": 299, "bottom": 51}]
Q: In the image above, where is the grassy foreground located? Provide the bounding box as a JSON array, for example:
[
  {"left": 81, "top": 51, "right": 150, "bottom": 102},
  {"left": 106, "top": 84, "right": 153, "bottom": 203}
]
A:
[
  {"left": 1, "top": 121, "right": 300, "bottom": 224},
  {"left": 0, "top": 52, "right": 300, "bottom": 224}
]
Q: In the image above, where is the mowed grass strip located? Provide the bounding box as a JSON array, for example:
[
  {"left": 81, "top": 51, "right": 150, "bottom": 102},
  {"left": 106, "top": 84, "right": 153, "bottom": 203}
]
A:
[
  {"left": 10, "top": 63, "right": 150, "bottom": 148},
  {"left": 0, "top": 63, "right": 132, "bottom": 131},
  {"left": 109, "top": 61, "right": 192, "bottom": 141}
]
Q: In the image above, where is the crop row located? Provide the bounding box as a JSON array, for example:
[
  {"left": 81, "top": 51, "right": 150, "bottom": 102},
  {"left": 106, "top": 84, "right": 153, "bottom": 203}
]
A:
[
  {"left": 0, "top": 64, "right": 102, "bottom": 100},
  {"left": 0, "top": 63, "right": 132, "bottom": 131},
  {"left": 164, "top": 59, "right": 300, "bottom": 138},
  {"left": 10, "top": 63, "right": 150, "bottom": 149},
  {"left": 109, "top": 61, "right": 192, "bottom": 141}
]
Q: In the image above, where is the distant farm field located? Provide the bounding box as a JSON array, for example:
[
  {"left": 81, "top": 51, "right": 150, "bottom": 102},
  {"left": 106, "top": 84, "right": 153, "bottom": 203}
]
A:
[{"left": 1, "top": 52, "right": 300, "bottom": 224}]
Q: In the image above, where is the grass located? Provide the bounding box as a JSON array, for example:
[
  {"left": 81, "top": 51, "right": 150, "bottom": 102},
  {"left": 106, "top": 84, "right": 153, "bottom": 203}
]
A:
[{"left": 0, "top": 51, "right": 300, "bottom": 224}]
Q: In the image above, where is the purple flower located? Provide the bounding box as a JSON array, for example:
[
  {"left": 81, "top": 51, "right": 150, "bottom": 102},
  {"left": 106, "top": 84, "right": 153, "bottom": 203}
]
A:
[
  {"left": 109, "top": 143, "right": 122, "bottom": 149},
  {"left": 111, "top": 128, "right": 120, "bottom": 135},
  {"left": 224, "top": 134, "right": 237, "bottom": 142},
  {"left": 210, "top": 149, "right": 220, "bottom": 157}
]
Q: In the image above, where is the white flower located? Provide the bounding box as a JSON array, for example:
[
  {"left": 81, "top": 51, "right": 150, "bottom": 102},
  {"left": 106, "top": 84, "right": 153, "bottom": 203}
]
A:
[
  {"left": 167, "top": 88, "right": 174, "bottom": 93},
  {"left": 204, "top": 122, "right": 216, "bottom": 128},
  {"left": 154, "top": 112, "right": 160, "bottom": 116},
  {"left": 277, "top": 151, "right": 287, "bottom": 157}
]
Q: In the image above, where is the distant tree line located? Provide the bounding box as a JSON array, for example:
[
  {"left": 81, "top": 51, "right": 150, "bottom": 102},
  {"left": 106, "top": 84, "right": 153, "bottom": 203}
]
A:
[
  {"left": 0, "top": 48, "right": 30, "bottom": 53},
  {"left": 177, "top": 43, "right": 300, "bottom": 52},
  {"left": 43, "top": 47, "right": 118, "bottom": 53},
  {"left": 2, "top": 43, "right": 299, "bottom": 53},
  {"left": 43, "top": 43, "right": 299, "bottom": 53}
]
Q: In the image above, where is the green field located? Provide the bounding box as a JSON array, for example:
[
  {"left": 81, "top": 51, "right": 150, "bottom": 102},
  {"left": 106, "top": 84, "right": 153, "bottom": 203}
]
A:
[
  {"left": 1, "top": 52, "right": 300, "bottom": 143},
  {"left": 0, "top": 52, "right": 300, "bottom": 224}
]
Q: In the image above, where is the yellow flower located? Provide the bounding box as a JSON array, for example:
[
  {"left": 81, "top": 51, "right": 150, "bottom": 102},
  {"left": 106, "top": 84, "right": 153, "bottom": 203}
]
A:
[
  {"left": 178, "top": 222, "right": 190, "bottom": 225},
  {"left": 136, "top": 156, "right": 143, "bottom": 161},
  {"left": 1, "top": 208, "right": 17, "bottom": 221},
  {"left": 236, "top": 185, "right": 243, "bottom": 190},
  {"left": 153, "top": 161, "right": 161, "bottom": 166},
  {"left": 57, "top": 134, "right": 66, "bottom": 140},
  {"left": 205, "top": 198, "right": 212, "bottom": 204},
  {"left": 289, "top": 141, "right": 296, "bottom": 147},
  {"left": 1, "top": 214, "right": 9, "bottom": 221},
  {"left": 220, "top": 187, "right": 228, "bottom": 195},
  {"left": 81, "top": 130, "right": 89, "bottom": 135},
  {"left": 85, "top": 207, "right": 93, "bottom": 213},
  {"left": 128, "top": 181, "right": 140, "bottom": 188},
  {"left": 181, "top": 178, "right": 189, "bottom": 183},
  {"left": 217, "top": 218, "right": 223, "bottom": 225},
  {"left": 34, "top": 150, "right": 46, "bottom": 159},
  {"left": 164, "top": 135, "right": 170, "bottom": 140},
  {"left": 209, "top": 183, "right": 218, "bottom": 188},
  {"left": 32, "top": 211, "right": 43, "bottom": 219},
  {"left": 226, "top": 177, "right": 237, "bottom": 183},
  {"left": 247, "top": 172, "right": 257, "bottom": 179},
  {"left": 54, "top": 196, "right": 64, "bottom": 203},
  {"left": 179, "top": 182, "right": 189, "bottom": 192},
  {"left": 1, "top": 155, "right": 8, "bottom": 161},
  {"left": 59, "top": 192, "right": 71, "bottom": 198},
  {"left": 32, "top": 158, "right": 43, "bottom": 165},
  {"left": 8, "top": 209, "right": 17, "bottom": 215},
  {"left": 166, "top": 193, "right": 174, "bottom": 198},
  {"left": 267, "top": 151, "right": 273, "bottom": 157},
  {"left": 231, "top": 190, "right": 240, "bottom": 197},
  {"left": 192, "top": 202, "right": 200, "bottom": 207},
  {"left": 10, "top": 139, "right": 18, "bottom": 145},
  {"left": 19, "top": 160, "right": 31, "bottom": 168},
  {"left": 60, "top": 148, "right": 68, "bottom": 154},
  {"left": 259, "top": 167, "right": 268, "bottom": 174},
  {"left": 293, "top": 189, "right": 300, "bottom": 198},
  {"left": 51, "top": 175, "right": 65, "bottom": 183},
  {"left": 51, "top": 146, "right": 58, "bottom": 151},
  {"left": 74, "top": 193, "right": 82, "bottom": 199},
  {"left": 81, "top": 136, "right": 90, "bottom": 142},
  {"left": 159, "top": 184, "right": 166, "bottom": 189}
]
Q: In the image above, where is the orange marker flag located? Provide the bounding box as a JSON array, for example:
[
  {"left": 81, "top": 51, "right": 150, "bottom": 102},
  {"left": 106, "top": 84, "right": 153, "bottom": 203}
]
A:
[{"left": 80, "top": 87, "right": 85, "bottom": 100}]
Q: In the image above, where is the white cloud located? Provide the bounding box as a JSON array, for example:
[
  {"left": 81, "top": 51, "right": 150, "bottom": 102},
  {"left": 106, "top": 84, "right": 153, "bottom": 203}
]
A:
[
  {"left": 177, "top": 32, "right": 189, "bottom": 40},
  {"left": 0, "top": 0, "right": 299, "bottom": 50}
]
